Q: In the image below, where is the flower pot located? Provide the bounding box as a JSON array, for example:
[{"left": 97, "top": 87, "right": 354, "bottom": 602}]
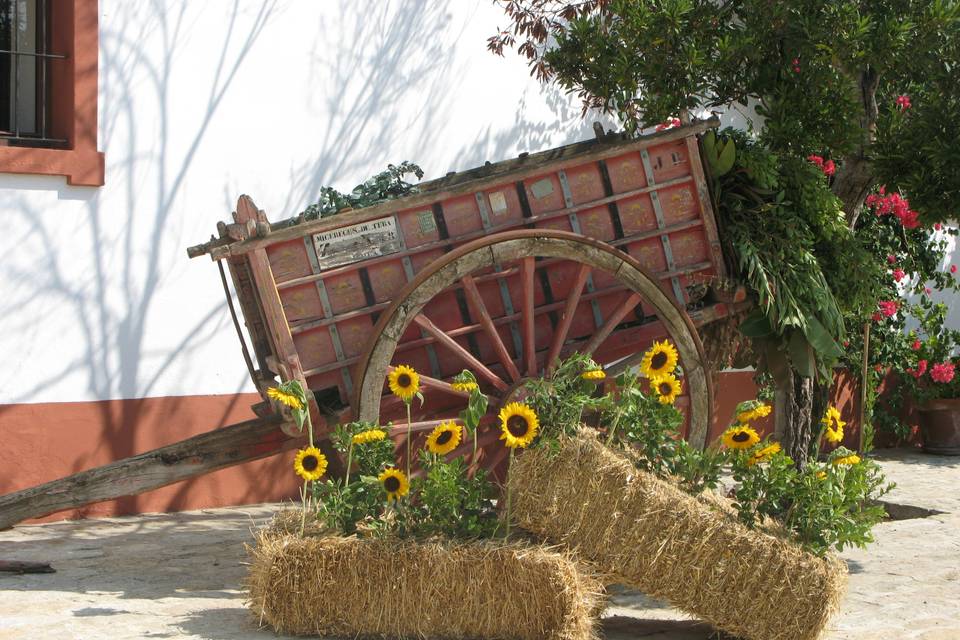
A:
[
  {"left": 509, "top": 431, "right": 847, "bottom": 640},
  {"left": 917, "top": 399, "right": 960, "bottom": 455},
  {"left": 246, "top": 528, "right": 603, "bottom": 640}
]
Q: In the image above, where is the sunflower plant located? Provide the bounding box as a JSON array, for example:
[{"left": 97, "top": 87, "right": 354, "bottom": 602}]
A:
[{"left": 523, "top": 353, "right": 608, "bottom": 440}]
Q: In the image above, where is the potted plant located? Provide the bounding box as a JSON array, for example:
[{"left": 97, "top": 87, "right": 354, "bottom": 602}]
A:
[{"left": 889, "top": 300, "right": 960, "bottom": 454}]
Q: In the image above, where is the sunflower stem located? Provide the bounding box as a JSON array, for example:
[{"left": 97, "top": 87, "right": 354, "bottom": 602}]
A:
[
  {"left": 606, "top": 376, "right": 632, "bottom": 446},
  {"left": 405, "top": 402, "right": 412, "bottom": 479},
  {"left": 300, "top": 480, "right": 308, "bottom": 536},
  {"left": 344, "top": 442, "right": 354, "bottom": 487},
  {"left": 505, "top": 448, "right": 514, "bottom": 540}
]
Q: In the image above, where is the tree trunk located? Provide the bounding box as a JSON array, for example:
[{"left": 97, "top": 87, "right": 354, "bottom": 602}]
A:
[
  {"left": 773, "top": 368, "right": 815, "bottom": 468},
  {"left": 834, "top": 66, "right": 880, "bottom": 228}
]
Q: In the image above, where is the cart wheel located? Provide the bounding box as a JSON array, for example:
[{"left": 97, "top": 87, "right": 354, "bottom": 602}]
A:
[{"left": 351, "top": 229, "right": 712, "bottom": 478}]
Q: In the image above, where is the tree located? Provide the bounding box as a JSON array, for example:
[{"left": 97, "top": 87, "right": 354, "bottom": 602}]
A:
[{"left": 488, "top": 0, "right": 960, "bottom": 460}]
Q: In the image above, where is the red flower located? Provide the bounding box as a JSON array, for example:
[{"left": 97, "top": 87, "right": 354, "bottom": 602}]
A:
[
  {"left": 925, "top": 287, "right": 933, "bottom": 295},
  {"left": 871, "top": 312, "right": 883, "bottom": 322},
  {"left": 912, "top": 339, "right": 922, "bottom": 351},
  {"left": 893, "top": 268, "right": 906, "bottom": 282},
  {"left": 822, "top": 160, "right": 836, "bottom": 176},
  {"left": 887, "top": 254, "right": 897, "bottom": 264},
  {"left": 952, "top": 265, "right": 957, "bottom": 274},
  {"left": 899, "top": 209, "right": 920, "bottom": 229},
  {"left": 930, "top": 362, "right": 955, "bottom": 383},
  {"left": 843, "top": 340, "right": 850, "bottom": 347},
  {"left": 895, "top": 94, "right": 911, "bottom": 111},
  {"left": 807, "top": 154, "right": 824, "bottom": 168},
  {"left": 878, "top": 300, "right": 898, "bottom": 317},
  {"left": 935, "top": 223, "right": 943, "bottom": 230},
  {"left": 911, "top": 359, "right": 929, "bottom": 378},
  {"left": 655, "top": 118, "right": 682, "bottom": 132}
]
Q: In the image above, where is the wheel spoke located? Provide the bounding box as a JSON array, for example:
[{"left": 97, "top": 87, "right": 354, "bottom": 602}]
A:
[
  {"left": 388, "top": 418, "right": 463, "bottom": 436},
  {"left": 521, "top": 257, "right": 537, "bottom": 376},
  {"left": 582, "top": 292, "right": 644, "bottom": 356},
  {"left": 545, "top": 263, "right": 591, "bottom": 376},
  {"left": 461, "top": 275, "right": 522, "bottom": 382},
  {"left": 413, "top": 314, "right": 510, "bottom": 392}
]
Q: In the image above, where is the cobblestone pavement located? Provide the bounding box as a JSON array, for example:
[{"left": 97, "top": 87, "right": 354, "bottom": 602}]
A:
[{"left": 0, "top": 448, "right": 957, "bottom": 640}]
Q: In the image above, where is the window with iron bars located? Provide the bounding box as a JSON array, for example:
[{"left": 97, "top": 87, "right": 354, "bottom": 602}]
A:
[{"left": 1, "top": 0, "right": 64, "bottom": 147}]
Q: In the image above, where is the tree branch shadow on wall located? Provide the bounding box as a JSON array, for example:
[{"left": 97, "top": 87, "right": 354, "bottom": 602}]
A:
[{"left": 0, "top": 1, "right": 279, "bottom": 517}]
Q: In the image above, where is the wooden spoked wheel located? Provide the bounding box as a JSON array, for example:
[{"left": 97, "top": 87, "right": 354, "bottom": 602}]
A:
[{"left": 351, "top": 229, "right": 712, "bottom": 481}]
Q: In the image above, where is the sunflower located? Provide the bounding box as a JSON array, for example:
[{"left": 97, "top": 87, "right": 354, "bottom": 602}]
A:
[
  {"left": 378, "top": 467, "right": 410, "bottom": 501},
  {"left": 747, "top": 442, "right": 781, "bottom": 466},
  {"left": 737, "top": 402, "right": 772, "bottom": 423},
  {"left": 426, "top": 421, "right": 462, "bottom": 456},
  {"left": 721, "top": 424, "right": 760, "bottom": 450},
  {"left": 293, "top": 446, "right": 327, "bottom": 482},
  {"left": 651, "top": 373, "right": 682, "bottom": 404},
  {"left": 640, "top": 340, "right": 678, "bottom": 378},
  {"left": 388, "top": 365, "right": 420, "bottom": 402},
  {"left": 451, "top": 380, "right": 479, "bottom": 393},
  {"left": 267, "top": 386, "right": 303, "bottom": 411},
  {"left": 499, "top": 402, "right": 540, "bottom": 449},
  {"left": 822, "top": 406, "right": 845, "bottom": 444},
  {"left": 832, "top": 454, "right": 861, "bottom": 466},
  {"left": 581, "top": 369, "right": 606, "bottom": 381},
  {"left": 816, "top": 470, "right": 828, "bottom": 480},
  {"left": 352, "top": 429, "right": 387, "bottom": 445}
]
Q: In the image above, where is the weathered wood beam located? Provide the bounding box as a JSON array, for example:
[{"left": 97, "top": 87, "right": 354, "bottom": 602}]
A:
[{"left": 0, "top": 415, "right": 297, "bottom": 530}]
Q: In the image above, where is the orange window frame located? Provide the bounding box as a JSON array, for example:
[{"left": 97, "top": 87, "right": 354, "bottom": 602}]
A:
[{"left": 0, "top": 0, "right": 103, "bottom": 186}]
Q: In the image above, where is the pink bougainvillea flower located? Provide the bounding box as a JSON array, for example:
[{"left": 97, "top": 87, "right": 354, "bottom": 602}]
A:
[
  {"left": 930, "top": 362, "right": 956, "bottom": 384},
  {"left": 912, "top": 339, "right": 922, "bottom": 351},
  {"left": 925, "top": 287, "right": 933, "bottom": 295},
  {"left": 893, "top": 268, "right": 906, "bottom": 282},
  {"left": 822, "top": 160, "right": 836, "bottom": 176},
  {"left": 952, "top": 265, "right": 958, "bottom": 274},
  {"left": 655, "top": 118, "right": 682, "bottom": 132},
  {"left": 843, "top": 340, "right": 850, "bottom": 347},
  {"left": 935, "top": 222, "right": 943, "bottom": 230},
  {"left": 871, "top": 312, "right": 883, "bottom": 322},
  {"left": 807, "top": 154, "right": 824, "bottom": 168},
  {"left": 895, "top": 94, "right": 911, "bottom": 111},
  {"left": 878, "top": 300, "right": 898, "bottom": 317},
  {"left": 910, "top": 359, "right": 929, "bottom": 378},
  {"left": 899, "top": 209, "right": 920, "bottom": 229},
  {"left": 887, "top": 254, "right": 897, "bottom": 264}
]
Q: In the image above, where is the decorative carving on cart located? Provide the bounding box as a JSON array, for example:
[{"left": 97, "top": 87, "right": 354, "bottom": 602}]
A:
[{"left": 312, "top": 216, "right": 402, "bottom": 270}]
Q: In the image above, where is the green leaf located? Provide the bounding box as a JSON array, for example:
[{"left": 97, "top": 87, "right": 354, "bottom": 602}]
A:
[
  {"left": 713, "top": 137, "right": 737, "bottom": 176},
  {"left": 739, "top": 309, "right": 773, "bottom": 337},
  {"left": 789, "top": 331, "right": 815, "bottom": 378},
  {"left": 802, "top": 314, "right": 843, "bottom": 360}
]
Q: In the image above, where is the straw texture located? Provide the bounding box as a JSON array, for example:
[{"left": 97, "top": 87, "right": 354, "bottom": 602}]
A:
[
  {"left": 246, "top": 527, "right": 604, "bottom": 640},
  {"left": 509, "top": 430, "right": 847, "bottom": 640}
]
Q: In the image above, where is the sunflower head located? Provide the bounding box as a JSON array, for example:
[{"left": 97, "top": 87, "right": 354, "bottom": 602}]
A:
[
  {"left": 581, "top": 368, "right": 606, "bottom": 381},
  {"left": 352, "top": 428, "right": 387, "bottom": 445},
  {"left": 378, "top": 467, "right": 410, "bottom": 501},
  {"left": 651, "top": 373, "right": 682, "bottom": 404},
  {"left": 721, "top": 424, "right": 760, "bottom": 450},
  {"left": 832, "top": 454, "right": 861, "bottom": 466},
  {"left": 736, "top": 400, "right": 772, "bottom": 424},
  {"left": 388, "top": 365, "right": 420, "bottom": 402},
  {"left": 426, "top": 421, "right": 462, "bottom": 456},
  {"left": 499, "top": 402, "right": 539, "bottom": 449},
  {"left": 293, "top": 446, "right": 328, "bottom": 482},
  {"left": 640, "top": 340, "right": 679, "bottom": 378},
  {"left": 822, "top": 406, "right": 845, "bottom": 444},
  {"left": 267, "top": 386, "right": 304, "bottom": 411},
  {"left": 451, "top": 380, "right": 479, "bottom": 393},
  {"left": 747, "top": 442, "right": 781, "bottom": 466}
]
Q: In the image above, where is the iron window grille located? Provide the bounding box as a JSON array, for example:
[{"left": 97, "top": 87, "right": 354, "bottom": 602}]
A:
[{"left": 0, "top": 0, "right": 66, "bottom": 147}]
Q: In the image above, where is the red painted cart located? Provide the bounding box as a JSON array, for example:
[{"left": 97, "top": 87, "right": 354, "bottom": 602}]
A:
[
  {"left": 192, "top": 119, "right": 736, "bottom": 466},
  {"left": 0, "top": 119, "right": 742, "bottom": 527}
]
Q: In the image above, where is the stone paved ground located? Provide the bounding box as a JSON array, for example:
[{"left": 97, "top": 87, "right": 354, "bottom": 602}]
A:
[{"left": 0, "top": 448, "right": 957, "bottom": 640}]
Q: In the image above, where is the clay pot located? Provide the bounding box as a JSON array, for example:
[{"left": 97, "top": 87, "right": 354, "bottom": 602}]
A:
[{"left": 917, "top": 399, "right": 960, "bottom": 455}]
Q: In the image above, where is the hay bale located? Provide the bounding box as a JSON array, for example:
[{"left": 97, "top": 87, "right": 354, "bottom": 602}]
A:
[
  {"left": 509, "top": 431, "right": 847, "bottom": 640},
  {"left": 246, "top": 530, "right": 604, "bottom": 640}
]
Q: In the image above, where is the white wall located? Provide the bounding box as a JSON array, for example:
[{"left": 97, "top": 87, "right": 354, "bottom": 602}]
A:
[{"left": 0, "top": 0, "right": 614, "bottom": 405}]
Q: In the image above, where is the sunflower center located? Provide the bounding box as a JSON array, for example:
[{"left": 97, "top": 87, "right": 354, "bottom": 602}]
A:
[
  {"left": 397, "top": 373, "right": 411, "bottom": 387},
  {"left": 383, "top": 476, "right": 401, "bottom": 492},
  {"left": 436, "top": 430, "right": 453, "bottom": 445},
  {"left": 658, "top": 382, "right": 673, "bottom": 395},
  {"left": 302, "top": 455, "right": 319, "bottom": 471},
  {"left": 651, "top": 352, "right": 668, "bottom": 370},
  {"left": 732, "top": 432, "right": 751, "bottom": 443},
  {"left": 507, "top": 415, "right": 529, "bottom": 438}
]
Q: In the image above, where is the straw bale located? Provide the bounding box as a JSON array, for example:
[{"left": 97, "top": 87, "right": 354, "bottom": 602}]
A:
[
  {"left": 508, "top": 430, "right": 847, "bottom": 640},
  {"left": 246, "top": 528, "right": 604, "bottom": 640}
]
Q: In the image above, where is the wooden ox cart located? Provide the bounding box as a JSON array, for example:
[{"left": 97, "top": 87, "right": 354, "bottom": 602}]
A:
[{"left": 0, "top": 119, "right": 742, "bottom": 528}]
